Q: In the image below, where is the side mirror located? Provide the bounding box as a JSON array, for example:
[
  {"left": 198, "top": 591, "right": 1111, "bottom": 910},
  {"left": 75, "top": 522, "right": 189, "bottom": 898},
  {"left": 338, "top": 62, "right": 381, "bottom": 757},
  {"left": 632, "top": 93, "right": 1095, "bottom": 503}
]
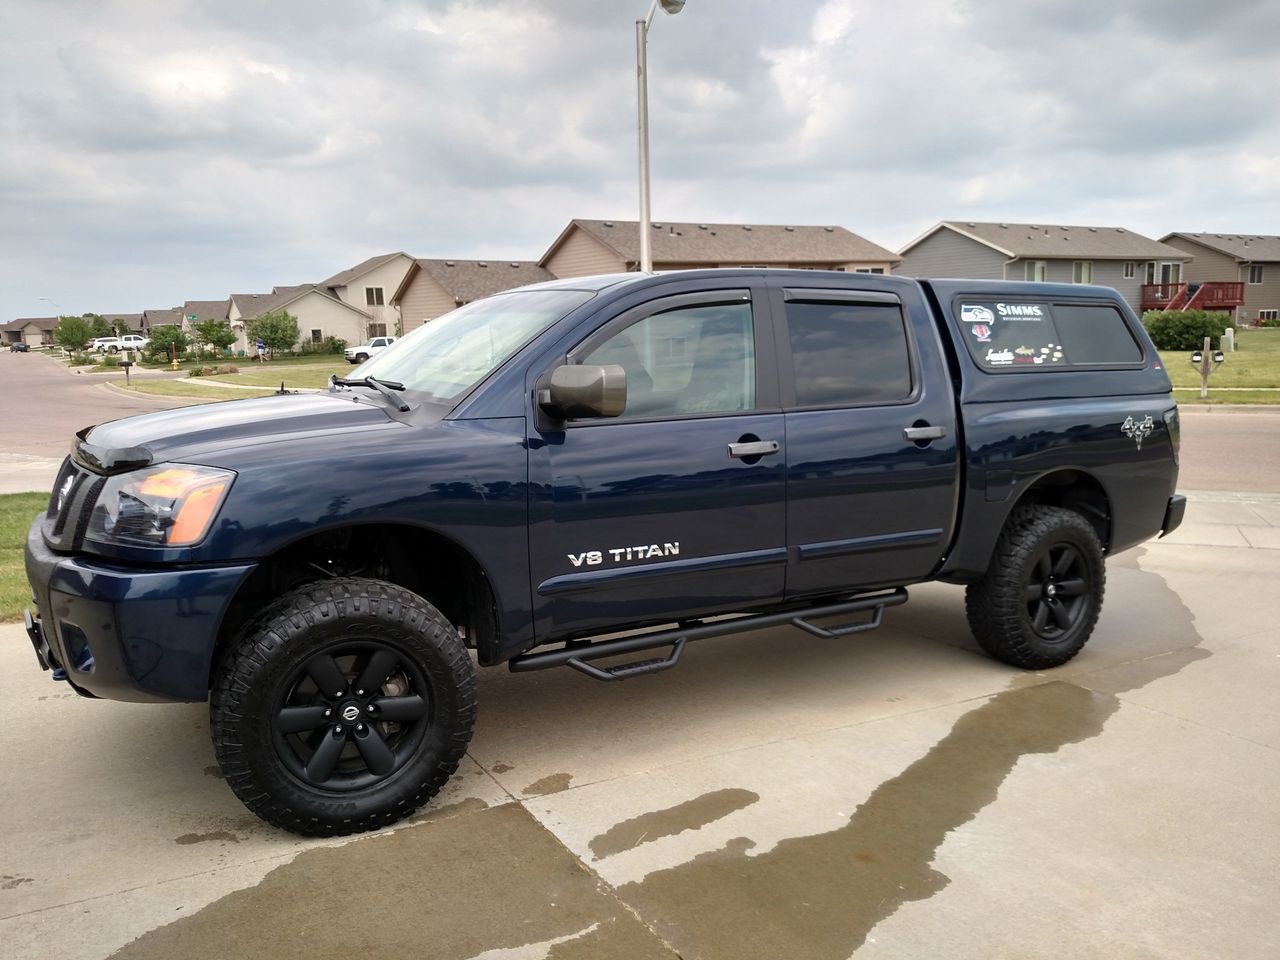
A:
[{"left": 539, "top": 364, "right": 627, "bottom": 420}]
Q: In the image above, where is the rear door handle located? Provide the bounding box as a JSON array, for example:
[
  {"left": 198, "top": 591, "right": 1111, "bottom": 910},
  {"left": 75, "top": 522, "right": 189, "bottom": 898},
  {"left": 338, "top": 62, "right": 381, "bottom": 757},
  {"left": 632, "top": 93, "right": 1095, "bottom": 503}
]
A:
[
  {"left": 903, "top": 425, "right": 947, "bottom": 441},
  {"left": 728, "top": 440, "right": 780, "bottom": 459}
]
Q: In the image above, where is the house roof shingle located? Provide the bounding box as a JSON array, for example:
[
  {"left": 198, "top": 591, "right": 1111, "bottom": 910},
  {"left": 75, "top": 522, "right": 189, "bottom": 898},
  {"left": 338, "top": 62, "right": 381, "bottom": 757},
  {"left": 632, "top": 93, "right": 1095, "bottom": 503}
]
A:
[
  {"left": 402, "top": 259, "right": 556, "bottom": 305},
  {"left": 181, "top": 299, "right": 230, "bottom": 322},
  {"left": 103, "top": 313, "right": 144, "bottom": 331},
  {"left": 907, "top": 221, "right": 1189, "bottom": 260},
  {"left": 3, "top": 316, "right": 58, "bottom": 332},
  {"left": 231, "top": 285, "right": 370, "bottom": 320},
  {"left": 544, "top": 219, "right": 900, "bottom": 267},
  {"left": 320, "top": 252, "right": 409, "bottom": 290},
  {"left": 142, "top": 307, "right": 184, "bottom": 327},
  {"left": 1162, "top": 232, "right": 1280, "bottom": 262}
]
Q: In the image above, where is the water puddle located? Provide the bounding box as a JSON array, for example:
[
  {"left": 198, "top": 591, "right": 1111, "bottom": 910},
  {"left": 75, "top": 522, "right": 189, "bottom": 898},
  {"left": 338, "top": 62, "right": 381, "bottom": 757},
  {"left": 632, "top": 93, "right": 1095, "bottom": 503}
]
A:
[
  {"left": 612, "top": 549, "right": 1209, "bottom": 958},
  {"left": 590, "top": 788, "right": 759, "bottom": 860},
  {"left": 109, "top": 803, "right": 673, "bottom": 960}
]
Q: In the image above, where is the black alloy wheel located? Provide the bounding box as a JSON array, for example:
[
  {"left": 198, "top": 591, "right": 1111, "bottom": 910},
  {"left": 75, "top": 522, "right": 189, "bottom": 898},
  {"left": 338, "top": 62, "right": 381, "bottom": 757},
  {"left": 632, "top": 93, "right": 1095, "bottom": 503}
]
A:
[
  {"left": 1023, "top": 541, "right": 1091, "bottom": 641},
  {"left": 272, "top": 641, "right": 432, "bottom": 792}
]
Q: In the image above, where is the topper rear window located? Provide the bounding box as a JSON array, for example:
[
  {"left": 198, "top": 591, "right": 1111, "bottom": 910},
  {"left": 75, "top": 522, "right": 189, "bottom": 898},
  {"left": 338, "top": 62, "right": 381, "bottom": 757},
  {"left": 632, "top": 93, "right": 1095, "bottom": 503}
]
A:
[{"left": 954, "top": 300, "right": 1143, "bottom": 371}]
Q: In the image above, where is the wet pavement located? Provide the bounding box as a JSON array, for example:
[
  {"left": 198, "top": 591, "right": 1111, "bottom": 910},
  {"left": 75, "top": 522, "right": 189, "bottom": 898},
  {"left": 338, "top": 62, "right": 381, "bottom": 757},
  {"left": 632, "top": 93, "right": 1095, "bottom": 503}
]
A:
[{"left": 2, "top": 503, "right": 1277, "bottom": 959}]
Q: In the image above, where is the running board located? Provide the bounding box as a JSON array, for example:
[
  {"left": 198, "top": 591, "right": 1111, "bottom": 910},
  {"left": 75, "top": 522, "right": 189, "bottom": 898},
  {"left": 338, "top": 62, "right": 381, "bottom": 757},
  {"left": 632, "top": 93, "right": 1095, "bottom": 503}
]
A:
[{"left": 509, "top": 588, "right": 908, "bottom": 681}]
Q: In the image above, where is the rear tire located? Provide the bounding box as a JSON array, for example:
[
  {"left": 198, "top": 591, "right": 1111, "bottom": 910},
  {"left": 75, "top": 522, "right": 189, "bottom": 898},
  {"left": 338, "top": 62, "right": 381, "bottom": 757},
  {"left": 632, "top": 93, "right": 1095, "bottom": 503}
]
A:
[
  {"left": 965, "top": 505, "right": 1105, "bottom": 669},
  {"left": 211, "top": 578, "right": 476, "bottom": 836}
]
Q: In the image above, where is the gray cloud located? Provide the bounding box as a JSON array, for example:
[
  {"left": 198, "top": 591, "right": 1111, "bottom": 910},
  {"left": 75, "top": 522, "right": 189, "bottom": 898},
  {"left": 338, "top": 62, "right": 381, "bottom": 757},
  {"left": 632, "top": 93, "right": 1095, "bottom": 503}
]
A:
[{"left": 2, "top": 0, "right": 1277, "bottom": 320}]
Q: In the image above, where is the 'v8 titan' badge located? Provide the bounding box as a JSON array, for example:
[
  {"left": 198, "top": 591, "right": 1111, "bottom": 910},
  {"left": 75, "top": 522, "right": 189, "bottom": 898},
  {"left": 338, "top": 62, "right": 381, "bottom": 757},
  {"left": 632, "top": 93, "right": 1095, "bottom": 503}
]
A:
[{"left": 1121, "top": 415, "right": 1154, "bottom": 450}]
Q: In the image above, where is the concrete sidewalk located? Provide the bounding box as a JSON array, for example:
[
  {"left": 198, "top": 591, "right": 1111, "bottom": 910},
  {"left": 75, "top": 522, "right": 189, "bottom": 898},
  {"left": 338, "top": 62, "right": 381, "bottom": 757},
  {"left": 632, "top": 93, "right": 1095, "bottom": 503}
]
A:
[{"left": 1, "top": 512, "right": 1277, "bottom": 958}]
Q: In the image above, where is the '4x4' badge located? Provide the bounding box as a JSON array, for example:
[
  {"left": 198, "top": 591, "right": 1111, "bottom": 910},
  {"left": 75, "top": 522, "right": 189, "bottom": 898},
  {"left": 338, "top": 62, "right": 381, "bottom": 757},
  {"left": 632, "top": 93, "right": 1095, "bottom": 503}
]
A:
[{"left": 1121, "top": 415, "right": 1154, "bottom": 450}]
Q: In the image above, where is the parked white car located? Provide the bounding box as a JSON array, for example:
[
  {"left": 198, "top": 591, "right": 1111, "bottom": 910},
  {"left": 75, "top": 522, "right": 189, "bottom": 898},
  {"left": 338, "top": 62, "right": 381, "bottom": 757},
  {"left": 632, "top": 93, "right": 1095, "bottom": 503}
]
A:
[
  {"left": 92, "top": 334, "right": 149, "bottom": 354},
  {"left": 344, "top": 336, "right": 396, "bottom": 364}
]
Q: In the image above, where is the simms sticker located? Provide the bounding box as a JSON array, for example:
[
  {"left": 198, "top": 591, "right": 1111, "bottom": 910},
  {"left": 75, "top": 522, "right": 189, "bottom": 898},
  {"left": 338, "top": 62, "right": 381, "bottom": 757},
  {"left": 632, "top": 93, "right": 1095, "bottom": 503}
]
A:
[
  {"left": 568, "top": 542, "right": 680, "bottom": 567},
  {"left": 995, "top": 303, "right": 1047, "bottom": 320}
]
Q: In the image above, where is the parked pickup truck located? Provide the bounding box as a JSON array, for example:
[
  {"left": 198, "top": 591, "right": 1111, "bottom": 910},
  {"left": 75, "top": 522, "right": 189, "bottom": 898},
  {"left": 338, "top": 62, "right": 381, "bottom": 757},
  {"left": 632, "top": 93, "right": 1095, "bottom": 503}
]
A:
[
  {"left": 344, "top": 335, "right": 396, "bottom": 364},
  {"left": 90, "top": 334, "right": 149, "bottom": 354},
  {"left": 23, "top": 270, "right": 1184, "bottom": 835}
]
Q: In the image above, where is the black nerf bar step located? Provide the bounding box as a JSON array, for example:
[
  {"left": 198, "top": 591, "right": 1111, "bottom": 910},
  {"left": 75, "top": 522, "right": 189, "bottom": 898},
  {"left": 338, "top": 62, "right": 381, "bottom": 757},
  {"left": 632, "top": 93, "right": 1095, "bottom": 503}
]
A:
[{"left": 509, "top": 588, "right": 908, "bottom": 681}]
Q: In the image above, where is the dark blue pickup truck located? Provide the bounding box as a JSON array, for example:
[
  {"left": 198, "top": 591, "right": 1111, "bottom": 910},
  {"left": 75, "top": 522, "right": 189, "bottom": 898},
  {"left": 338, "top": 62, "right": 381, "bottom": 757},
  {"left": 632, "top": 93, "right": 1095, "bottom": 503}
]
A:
[{"left": 23, "top": 270, "right": 1184, "bottom": 834}]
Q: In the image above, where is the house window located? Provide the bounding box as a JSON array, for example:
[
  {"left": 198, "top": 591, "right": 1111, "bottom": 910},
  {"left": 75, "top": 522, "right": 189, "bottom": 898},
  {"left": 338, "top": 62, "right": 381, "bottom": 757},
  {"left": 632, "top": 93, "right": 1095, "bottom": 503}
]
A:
[
  {"left": 311, "top": 329, "right": 323, "bottom": 344},
  {"left": 1072, "top": 261, "right": 1093, "bottom": 284},
  {"left": 1123, "top": 262, "right": 1136, "bottom": 279},
  {"left": 854, "top": 268, "right": 886, "bottom": 275},
  {"left": 1146, "top": 262, "right": 1156, "bottom": 285},
  {"left": 1023, "top": 261, "right": 1047, "bottom": 282},
  {"left": 738, "top": 264, "right": 768, "bottom": 269},
  {"left": 365, "top": 286, "right": 385, "bottom": 306},
  {"left": 1260, "top": 309, "right": 1278, "bottom": 321},
  {"left": 1249, "top": 265, "right": 1264, "bottom": 284},
  {"left": 368, "top": 323, "right": 387, "bottom": 338}
]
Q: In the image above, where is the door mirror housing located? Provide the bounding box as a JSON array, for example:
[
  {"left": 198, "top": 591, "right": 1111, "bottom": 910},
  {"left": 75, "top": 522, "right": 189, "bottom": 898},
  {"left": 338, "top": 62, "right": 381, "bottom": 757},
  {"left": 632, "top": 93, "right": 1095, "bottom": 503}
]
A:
[{"left": 539, "top": 364, "right": 627, "bottom": 420}]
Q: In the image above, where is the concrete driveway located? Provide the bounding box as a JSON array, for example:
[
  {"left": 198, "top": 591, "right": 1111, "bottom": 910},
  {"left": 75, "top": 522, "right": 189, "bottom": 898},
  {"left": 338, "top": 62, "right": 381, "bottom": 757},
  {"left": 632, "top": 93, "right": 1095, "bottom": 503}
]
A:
[{"left": 2, "top": 501, "right": 1278, "bottom": 959}]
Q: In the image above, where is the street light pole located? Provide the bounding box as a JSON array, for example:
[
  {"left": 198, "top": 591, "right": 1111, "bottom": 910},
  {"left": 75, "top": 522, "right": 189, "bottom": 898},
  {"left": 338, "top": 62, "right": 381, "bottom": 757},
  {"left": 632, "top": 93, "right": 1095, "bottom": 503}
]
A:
[
  {"left": 636, "top": 0, "right": 686, "bottom": 274},
  {"left": 38, "top": 296, "right": 62, "bottom": 316}
]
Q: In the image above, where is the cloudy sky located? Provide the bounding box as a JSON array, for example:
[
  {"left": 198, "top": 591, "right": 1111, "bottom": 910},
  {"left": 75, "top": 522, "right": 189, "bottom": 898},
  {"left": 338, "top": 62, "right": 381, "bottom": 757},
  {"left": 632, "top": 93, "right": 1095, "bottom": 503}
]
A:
[{"left": 3, "top": 0, "right": 1278, "bottom": 320}]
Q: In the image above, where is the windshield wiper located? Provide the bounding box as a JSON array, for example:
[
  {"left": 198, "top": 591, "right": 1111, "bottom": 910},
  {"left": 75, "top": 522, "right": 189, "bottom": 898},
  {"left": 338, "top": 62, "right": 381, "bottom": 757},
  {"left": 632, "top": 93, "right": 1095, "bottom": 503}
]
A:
[{"left": 331, "top": 375, "right": 411, "bottom": 412}]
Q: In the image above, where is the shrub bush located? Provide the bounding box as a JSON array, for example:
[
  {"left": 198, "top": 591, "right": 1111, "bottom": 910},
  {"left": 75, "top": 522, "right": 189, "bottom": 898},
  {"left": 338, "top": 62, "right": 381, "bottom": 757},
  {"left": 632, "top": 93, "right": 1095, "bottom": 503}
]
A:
[
  {"left": 1141, "top": 309, "right": 1228, "bottom": 350},
  {"left": 68, "top": 352, "right": 94, "bottom": 366},
  {"left": 216, "top": 364, "right": 238, "bottom": 374},
  {"left": 99, "top": 353, "right": 119, "bottom": 368},
  {"left": 299, "top": 336, "right": 347, "bottom": 355}
]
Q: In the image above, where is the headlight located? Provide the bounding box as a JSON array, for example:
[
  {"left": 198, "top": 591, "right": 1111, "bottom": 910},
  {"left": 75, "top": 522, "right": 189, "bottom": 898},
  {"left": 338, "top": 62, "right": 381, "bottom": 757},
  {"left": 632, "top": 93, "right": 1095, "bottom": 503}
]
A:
[{"left": 86, "top": 464, "right": 235, "bottom": 547}]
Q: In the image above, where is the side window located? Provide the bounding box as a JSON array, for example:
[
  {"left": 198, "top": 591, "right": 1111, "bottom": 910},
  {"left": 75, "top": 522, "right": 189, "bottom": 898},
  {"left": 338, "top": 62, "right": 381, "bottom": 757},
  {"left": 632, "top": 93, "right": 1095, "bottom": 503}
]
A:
[
  {"left": 785, "top": 301, "right": 912, "bottom": 406},
  {"left": 579, "top": 302, "right": 755, "bottom": 419},
  {"left": 1051, "top": 304, "right": 1142, "bottom": 363}
]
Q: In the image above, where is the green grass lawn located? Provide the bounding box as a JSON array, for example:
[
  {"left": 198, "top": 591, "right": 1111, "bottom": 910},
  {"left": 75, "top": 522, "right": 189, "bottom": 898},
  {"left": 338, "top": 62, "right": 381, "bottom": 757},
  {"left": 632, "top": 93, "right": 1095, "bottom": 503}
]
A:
[
  {"left": 1157, "top": 328, "right": 1280, "bottom": 393},
  {"left": 205, "top": 363, "right": 348, "bottom": 389},
  {"left": 1, "top": 493, "right": 47, "bottom": 622},
  {"left": 118, "top": 381, "right": 277, "bottom": 400}
]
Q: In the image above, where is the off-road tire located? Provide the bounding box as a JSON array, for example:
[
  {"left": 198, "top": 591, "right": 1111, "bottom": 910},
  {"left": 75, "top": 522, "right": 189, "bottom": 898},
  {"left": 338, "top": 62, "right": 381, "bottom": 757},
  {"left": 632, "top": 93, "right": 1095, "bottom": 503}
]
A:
[
  {"left": 965, "top": 505, "right": 1105, "bottom": 669},
  {"left": 211, "top": 578, "right": 476, "bottom": 836}
]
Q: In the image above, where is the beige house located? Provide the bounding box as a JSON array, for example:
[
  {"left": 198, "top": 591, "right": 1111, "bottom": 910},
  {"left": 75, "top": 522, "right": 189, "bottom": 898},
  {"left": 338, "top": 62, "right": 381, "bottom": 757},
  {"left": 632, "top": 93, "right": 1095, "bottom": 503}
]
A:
[
  {"left": 540, "top": 219, "right": 901, "bottom": 278},
  {"left": 2, "top": 317, "right": 57, "bottom": 347},
  {"left": 319, "top": 252, "right": 415, "bottom": 339},
  {"left": 391, "top": 259, "right": 555, "bottom": 333},
  {"left": 103, "top": 313, "right": 144, "bottom": 334},
  {"left": 1161, "top": 233, "right": 1280, "bottom": 324},
  {"left": 228, "top": 285, "right": 373, "bottom": 353}
]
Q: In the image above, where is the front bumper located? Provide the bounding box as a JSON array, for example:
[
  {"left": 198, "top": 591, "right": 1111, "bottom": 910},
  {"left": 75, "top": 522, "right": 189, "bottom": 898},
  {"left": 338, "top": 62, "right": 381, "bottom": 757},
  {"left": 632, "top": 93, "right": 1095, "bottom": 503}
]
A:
[{"left": 23, "top": 515, "right": 257, "bottom": 702}]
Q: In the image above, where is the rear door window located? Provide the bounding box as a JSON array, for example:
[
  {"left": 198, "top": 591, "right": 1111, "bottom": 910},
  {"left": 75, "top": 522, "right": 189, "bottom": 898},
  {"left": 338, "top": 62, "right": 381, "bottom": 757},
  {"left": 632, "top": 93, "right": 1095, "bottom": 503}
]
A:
[
  {"left": 956, "top": 300, "right": 1142, "bottom": 370},
  {"left": 784, "top": 300, "right": 913, "bottom": 405}
]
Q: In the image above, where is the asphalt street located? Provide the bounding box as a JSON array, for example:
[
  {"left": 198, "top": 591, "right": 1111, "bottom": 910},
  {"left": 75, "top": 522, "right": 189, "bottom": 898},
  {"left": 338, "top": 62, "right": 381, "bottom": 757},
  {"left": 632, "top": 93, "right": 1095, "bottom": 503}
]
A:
[{"left": 0, "top": 349, "right": 1278, "bottom": 958}]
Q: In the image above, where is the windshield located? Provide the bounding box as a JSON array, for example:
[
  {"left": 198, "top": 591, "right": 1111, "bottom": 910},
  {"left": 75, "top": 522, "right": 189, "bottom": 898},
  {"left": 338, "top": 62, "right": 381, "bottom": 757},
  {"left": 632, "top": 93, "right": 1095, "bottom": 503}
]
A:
[{"left": 346, "top": 288, "right": 593, "bottom": 403}]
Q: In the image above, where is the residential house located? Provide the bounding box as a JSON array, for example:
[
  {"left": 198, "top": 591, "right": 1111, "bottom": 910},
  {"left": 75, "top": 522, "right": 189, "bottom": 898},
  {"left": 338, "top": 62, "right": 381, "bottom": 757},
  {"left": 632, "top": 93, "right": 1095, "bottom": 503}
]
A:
[
  {"left": 319, "top": 252, "right": 415, "bottom": 339},
  {"left": 182, "top": 299, "right": 230, "bottom": 325},
  {"left": 539, "top": 219, "right": 901, "bottom": 278},
  {"left": 142, "top": 307, "right": 184, "bottom": 332},
  {"left": 2, "top": 316, "right": 57, "bottom": 347},
  {"left": 103, "top": 313, "right": 144, "bottom": 334},
  {"left": 391, "top": 259, "right": 555, "bottom": 333},
  {"left": 228, "top": 285, "right": 373, "bottom": 353},
  {"left": 895, "top": 221, "right": 1193, "bottom": 314},
  {"left": 1160, "top": 233, "right": 1280, "bottom": 324}
]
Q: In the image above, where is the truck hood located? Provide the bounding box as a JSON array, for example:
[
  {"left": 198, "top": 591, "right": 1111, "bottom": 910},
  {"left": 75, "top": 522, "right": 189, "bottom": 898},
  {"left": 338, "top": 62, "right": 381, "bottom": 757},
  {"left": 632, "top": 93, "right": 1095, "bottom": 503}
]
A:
[{"left": 76, "top": 393, "right": 405, "bottom": 472}]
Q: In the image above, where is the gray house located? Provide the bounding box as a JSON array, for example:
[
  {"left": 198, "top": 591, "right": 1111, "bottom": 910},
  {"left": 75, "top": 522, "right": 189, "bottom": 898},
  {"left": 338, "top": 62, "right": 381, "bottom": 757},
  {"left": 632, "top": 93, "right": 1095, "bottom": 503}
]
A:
[
  {"left": 391, "top": 259, "right": 554, "bottom": 334},
  {"left": 896, "top": 221, "right": 1193, "bottom": 313},
  {"left": 1161, "top": 233, "right": 1280, "bottom": 324}
]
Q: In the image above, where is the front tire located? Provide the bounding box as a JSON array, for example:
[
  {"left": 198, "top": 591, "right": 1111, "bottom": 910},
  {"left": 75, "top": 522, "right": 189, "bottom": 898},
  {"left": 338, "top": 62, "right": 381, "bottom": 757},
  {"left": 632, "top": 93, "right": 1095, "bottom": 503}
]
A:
[
  {"left": 965, "top": 505, "right": 1105, "bottom": 669},
  {"left": 211, "top": 578, "right": 476, "bottom": 836}
]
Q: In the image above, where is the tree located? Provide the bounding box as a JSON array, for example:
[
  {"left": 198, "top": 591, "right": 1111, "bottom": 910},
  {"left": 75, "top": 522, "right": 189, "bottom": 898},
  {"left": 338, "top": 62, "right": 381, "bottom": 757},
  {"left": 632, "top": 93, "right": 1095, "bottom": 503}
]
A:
[
  {"left": 146, "top": 325, "right": 189, "bottom": 362},
  {"left": 53, "top": 315, "right": 93, "bottom": 353},
  {"left": 193, "top": 318, "right": 236, "bottom": 354},
  {"left": 111, "top": 316, "right": 131, "bottom": 336},
  {"left": 247, "top": 309, "right": 300, "bottom": 358},
  {"left": 85, "top": 314, "right": 112, "bottom": 338}
]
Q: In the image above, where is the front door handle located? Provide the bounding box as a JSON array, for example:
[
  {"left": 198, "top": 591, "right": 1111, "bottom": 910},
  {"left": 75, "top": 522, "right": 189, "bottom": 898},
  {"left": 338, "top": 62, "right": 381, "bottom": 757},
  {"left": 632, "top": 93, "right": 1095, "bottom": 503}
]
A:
[
  {"left": 728, "top": 440, "right": 780, "bottom": 459},
  {"left": 903, "top": 425, "right": 947, "bottom": 441}
]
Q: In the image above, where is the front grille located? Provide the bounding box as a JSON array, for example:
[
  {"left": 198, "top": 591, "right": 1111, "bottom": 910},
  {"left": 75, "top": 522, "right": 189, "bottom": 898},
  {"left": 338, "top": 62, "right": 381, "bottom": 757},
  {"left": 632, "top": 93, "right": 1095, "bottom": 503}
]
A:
[{"left": 43, "top": 460, "right": 104, "bottom": 551}]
